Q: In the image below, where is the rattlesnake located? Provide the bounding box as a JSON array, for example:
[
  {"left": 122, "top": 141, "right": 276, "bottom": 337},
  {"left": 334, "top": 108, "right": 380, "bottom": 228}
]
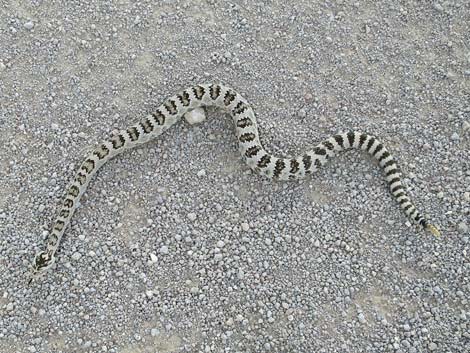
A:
[{"left": 29, "top": 83, "right": 440, "bottom": 283}]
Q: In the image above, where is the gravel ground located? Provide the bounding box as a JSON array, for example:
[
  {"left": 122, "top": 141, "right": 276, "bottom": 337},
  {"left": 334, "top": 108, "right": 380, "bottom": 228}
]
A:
[{"left": 1, "top": 1, "right": 469, "bottom": 352}]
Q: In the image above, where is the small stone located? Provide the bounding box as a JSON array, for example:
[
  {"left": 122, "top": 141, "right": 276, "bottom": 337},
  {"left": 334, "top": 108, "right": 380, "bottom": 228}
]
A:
[
  {"left": 457, "top": 222, "right": 468, "bottom": 234},
  {"left": 450, "top": 132, "right": 459, "bottom": 140},
  {"left": 71, "top": 252, "right": 81, "bottom": 260},
  {"left": 24, "top": 21, "right": 34, "bottom": 30},
  {"left": 428, "top": 342, "right": 437, "bottom": 350},
  {"left": 6, "top": 302, "right": 14, "bottom": 311},
  {"left": 159, "top": 245, "right": 169, "bottom": 254},
  {"left": 241, "top": 222, "right": 249, "bottom": 231},
  {"left": 463, "top": 121, "right": 470, "bottom": 132},
  {"left": 196, "top": 169, "right": 206, "bottom": 177},
  {"left": 0, "top": 62, "right": 6, "bottom": 71},
  {"left": 150, "top": 328, "right": 160, "bottom": 337},
  {"left": 433, "top": 3, "right": 443, "bottom": 11},
  {"left": 237, "top": 269, "right": 244, "bottom": 279},
  {"left": 28, "top": 346, "right": 36, "bottom": 353},
  {"left": 216, "top": 240, "right": 225, "bottom": 248},
  {"left": 358, "top": 313, "right": 366, "bottom": 323},
  {"left": 150, "top": 253, "right": 158, "bottom": 263},
  {"left": 464, "top": 192, "right": 470, "bottom": 202},
  {"left": 436, "top": 191, "right": 444, "bottom": 199},
  {"left": 38, "top": 204, "right": 45, "bottom": 212},
  {"left": 304, "top": 93, "right": 313, "bottom": 102},
  {"left": 184, "top": 107, "right": 206, "bottom": 125},
  {"left": 188, "top": 212, "right": 197, "bottom": 221}
]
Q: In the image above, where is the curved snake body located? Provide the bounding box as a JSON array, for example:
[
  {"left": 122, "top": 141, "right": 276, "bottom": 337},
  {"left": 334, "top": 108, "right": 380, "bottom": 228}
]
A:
[{"left": 30, "top": 84, "right": 439, "bottom": 281}]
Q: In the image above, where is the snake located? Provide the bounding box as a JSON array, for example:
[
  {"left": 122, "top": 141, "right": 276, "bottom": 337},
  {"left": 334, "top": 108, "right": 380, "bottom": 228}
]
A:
[{"left": 29, "top": 83, "right": 440, "bottom": 283}]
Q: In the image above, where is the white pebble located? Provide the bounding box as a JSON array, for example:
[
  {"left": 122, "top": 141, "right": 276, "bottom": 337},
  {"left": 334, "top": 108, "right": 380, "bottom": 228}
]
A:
[
  {"left": 450, "top": 132, "right": 459, "bottom": 140},
  {"left": 159, "top": 245, "right": 169, "bottom": 255},
  {"left": 184, "top": 107, "right": 206, "bottom": 125},
  {"left": 188, "top": 213, "right": 197, "bottom": 221},
  {"left": 196, "top": 169, "right": 206, "bottom": 177},
  {"left": 24, "top": 21, "right": 34, "bottom": 30},
  {"left": 149, "top": 253, "right": 158, "bottom": 263},
  {"left": 150, "top": 328, "right": 159, "bottom": 336},
  {"left": 216, "top": 240, "right": 225, "bottom": 248},
  {"left": 71, "top": 252, "right": 81, "bottom": 260},
  {"left": 241, "top": 222, "right": 250, "bottom": 231},
  {"left": 358, "top": 313, "right": 366, "bottom": 323}
]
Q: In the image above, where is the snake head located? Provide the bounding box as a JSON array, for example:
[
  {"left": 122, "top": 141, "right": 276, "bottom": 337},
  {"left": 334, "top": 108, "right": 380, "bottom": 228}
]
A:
[{"left": 29, "top": 251, "right": 56, "bottom": 284}]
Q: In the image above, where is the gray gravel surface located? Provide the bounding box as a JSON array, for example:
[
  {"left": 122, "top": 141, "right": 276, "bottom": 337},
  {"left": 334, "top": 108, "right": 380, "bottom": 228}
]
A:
[{"left": 1, "top": 1, "right": 469, "bottom": 352}]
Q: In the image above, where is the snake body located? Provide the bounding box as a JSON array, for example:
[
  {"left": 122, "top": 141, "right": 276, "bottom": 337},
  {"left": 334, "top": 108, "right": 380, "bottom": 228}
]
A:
[{"left": 30, "top": 83, "right": 439, "bottom": 281}]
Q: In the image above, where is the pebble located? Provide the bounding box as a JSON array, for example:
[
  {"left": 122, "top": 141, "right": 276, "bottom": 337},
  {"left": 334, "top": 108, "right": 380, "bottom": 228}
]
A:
[
  {"left": 450, "top": 132, "right": 459, "bottom": 141},
  {"left": 159, "top": 245, "right": 169, "bottom": 255},
  {"left": 463, "top": 121, "right": 470, "bottom": 132},
  {"left": 149, "top": 253, "right": 158, "bottom": 263},
  {"left": 184, "top": 107, "right": 206, "bottom": 125},
  {"left": 433, "top": 3, "right": 443, "bottom": 11},
  {"left": 241, "top": 222, "right": 250, "bottom": 231},
  {"left": 150, "top": 328, "right": 160, "bottom": 337},
  {"left": 428, "top": 342, "right": 437, "bottom": 350},
  {"left": 197, "top": 169, "right": 206, "bottom": 177},
  {"left": 358, "top": 313, "right": 366, "bottom": 323},
  {"left": 304, "top": 93, "right": 313, "bottom": 102},
  {"left": 297, "top": 108, "right": 307, "bottom": 118},
  {"left": 457, "top": 222, "right": 468, "bottom": 234},
  {"left": 188, "top": 212, "right": 197, "bottom": 221},
  {"left": 24, "top": 21, "right": 34, "bottom": 30}
]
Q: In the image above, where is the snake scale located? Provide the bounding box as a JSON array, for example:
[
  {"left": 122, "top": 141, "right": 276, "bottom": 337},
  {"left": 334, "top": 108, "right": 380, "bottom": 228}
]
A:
[{"left": 29, "top": 83, "right": 440, "bottom": 283}]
